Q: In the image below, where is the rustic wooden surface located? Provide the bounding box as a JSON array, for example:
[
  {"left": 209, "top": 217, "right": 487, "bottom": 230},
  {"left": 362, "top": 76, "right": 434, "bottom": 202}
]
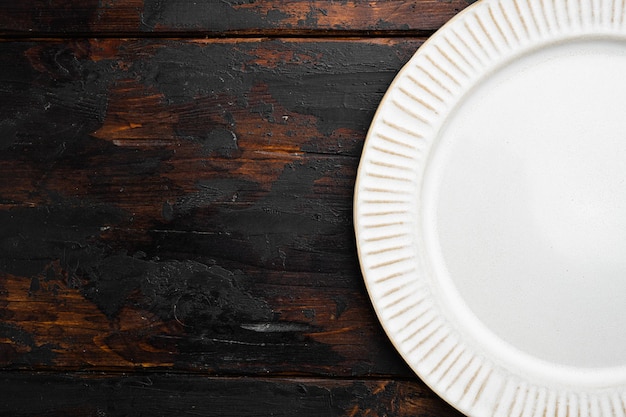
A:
[
  {"left": 0, "top": 1, "right": 473, "bottom": 415},
  {"left": 0, "top": 0, "right": 473, "bottom": 36}
]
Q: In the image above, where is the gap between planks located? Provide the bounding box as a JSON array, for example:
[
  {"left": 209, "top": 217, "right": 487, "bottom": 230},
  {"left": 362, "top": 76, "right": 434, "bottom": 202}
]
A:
[{"left": 0, "top": 29, "right": 435, "bottom": 42}]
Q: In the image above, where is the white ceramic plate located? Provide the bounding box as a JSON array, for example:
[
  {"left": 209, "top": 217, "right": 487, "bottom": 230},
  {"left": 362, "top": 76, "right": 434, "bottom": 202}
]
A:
[{"left": 354, "top": 0, "right": 626, "bottom": 416}]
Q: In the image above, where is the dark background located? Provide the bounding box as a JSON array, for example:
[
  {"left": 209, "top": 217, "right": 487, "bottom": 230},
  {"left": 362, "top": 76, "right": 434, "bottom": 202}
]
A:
[{"left": 0, "top": 1, "right": 473, "bottom": 415}]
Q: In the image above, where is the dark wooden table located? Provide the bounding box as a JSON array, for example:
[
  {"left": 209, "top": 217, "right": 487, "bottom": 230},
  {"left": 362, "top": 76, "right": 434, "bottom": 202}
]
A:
[{"left": 0, "top": 1, "right": 474, "bottom": 415}]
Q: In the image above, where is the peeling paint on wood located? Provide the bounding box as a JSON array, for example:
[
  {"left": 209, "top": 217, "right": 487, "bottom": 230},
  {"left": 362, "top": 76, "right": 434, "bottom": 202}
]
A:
[
  {"left": 0, "top": 2, "right": 469, "bottom": 415},
  {"left": 0, "top": 38, "right": 422, "bottom": 376},
  {"left": 0, "top": 372, "right": 466, "bottom": 417},
  {"left": 0, "top": 0, "right": 476, "bottom": 35}
]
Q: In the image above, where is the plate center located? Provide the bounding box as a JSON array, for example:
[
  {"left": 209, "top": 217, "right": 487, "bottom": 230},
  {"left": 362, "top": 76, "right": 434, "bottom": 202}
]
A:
[{"left": 428, "top": 39, "right": 626, "bottom": 369}]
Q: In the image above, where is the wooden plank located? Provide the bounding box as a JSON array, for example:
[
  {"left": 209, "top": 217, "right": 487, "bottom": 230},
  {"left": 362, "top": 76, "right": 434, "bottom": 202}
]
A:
[
  {"left": 0, "top": 0, "right": 474, "bottom": 36},
  {"left": 0, "top": 372, "right": 465, "bottom": 417},
  {"left": 0, "top": 38, "right": 423, "bottom": 376}
]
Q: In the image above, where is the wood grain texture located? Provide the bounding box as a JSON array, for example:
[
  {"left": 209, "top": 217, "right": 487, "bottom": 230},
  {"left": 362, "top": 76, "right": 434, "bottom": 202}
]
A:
[
  {"left": 0, "top": 0, "right": 476, "bottom": 35},
  {"left": 0, "top": 372, "right": 465, "bottom": 417},
  {"left": 0, "top": 38, "right": 424, "bottom": 376},
  {"left": 0, "top": 1, "right": 472, "bottom": 415}
]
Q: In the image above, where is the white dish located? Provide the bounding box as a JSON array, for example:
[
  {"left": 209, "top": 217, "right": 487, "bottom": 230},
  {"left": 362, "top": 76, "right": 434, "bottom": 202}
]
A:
[{"left": 354, "top": 1, "right": 626, "bottom": 416}]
